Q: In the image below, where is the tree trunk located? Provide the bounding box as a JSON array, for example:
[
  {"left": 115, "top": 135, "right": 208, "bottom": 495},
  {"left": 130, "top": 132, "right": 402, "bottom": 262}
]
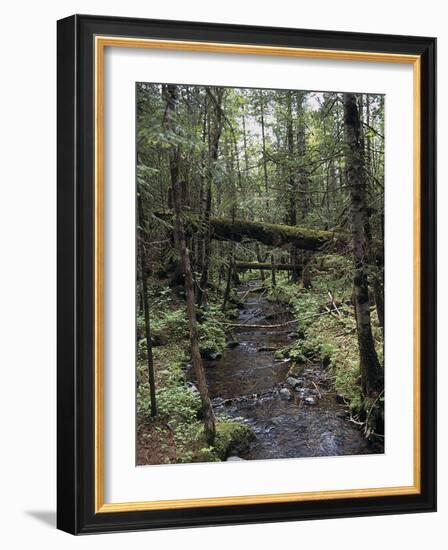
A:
[
  {"left": 242, "top": 99, "right": 249, "bottom": 173},
  {"left": 197, "top": 87, "right": 224, "bottom": 307},
  {"left": 137, "top": 192, "right": 157, "bottom": 417},
  {"left": 286, "top": 92, "right": 301, "bottom": 283},
  {"left": 195, "top": 98, "right": 209, "bottom": 298},
  {"left": 270, "top": 254, "right": 276, "bottom": 288},
  {"left": 256, "top": 244, "right": 266, "bottom": 281},
  {"left": 222, "top": 250, "right": 234, "bottom": 311},
  {"left": 163, "top": 84, "right": 216, "bottom": 444},
  {"left": 260, "top": 91, "right": 269, "bottom": 206},
  {"left": 302, "top": 251, "right": 313, "bottom": 289},
  {"left": 296, "top": 93, "right": 312, "bottom": 289},
  {"left": 343, "top": 92, "right": 382, "bottom": 397},
  {"left": 296, "top": 93, "right": 308, "bottom": 220}
]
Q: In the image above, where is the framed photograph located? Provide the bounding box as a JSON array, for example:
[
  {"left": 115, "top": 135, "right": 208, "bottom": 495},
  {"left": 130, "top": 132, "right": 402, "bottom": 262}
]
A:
[{"left": 57, "top": 14, "right": 436, "bottom": 534}]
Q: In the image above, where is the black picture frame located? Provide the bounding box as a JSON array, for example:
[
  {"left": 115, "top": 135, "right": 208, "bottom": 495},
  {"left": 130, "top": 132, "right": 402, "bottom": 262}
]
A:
[{"left": 57, "top": 14, "right": 436, "bottom": 534}]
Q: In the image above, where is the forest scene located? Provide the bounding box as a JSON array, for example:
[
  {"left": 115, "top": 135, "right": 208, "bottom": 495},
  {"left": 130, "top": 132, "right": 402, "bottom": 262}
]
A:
[{"left": 136, "top": 82, "right": 385, "bottom": 465}]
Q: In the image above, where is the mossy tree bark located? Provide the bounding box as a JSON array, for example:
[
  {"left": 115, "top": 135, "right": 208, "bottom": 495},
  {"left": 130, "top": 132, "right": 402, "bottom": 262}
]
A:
[
  {"left": 163, "top": 84, "right": 216, "bottom": 444},
  {"left": 344, "top": 92, "right": 383, "bottom": 397}
]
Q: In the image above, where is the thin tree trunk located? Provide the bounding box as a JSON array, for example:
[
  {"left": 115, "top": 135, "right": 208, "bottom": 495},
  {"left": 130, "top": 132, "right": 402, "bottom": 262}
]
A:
[
  {"left": 242, "top": 100, "right": 249, "bottom": 173},
  {"left": 286, "top": 92, "right": 301, "bottom": 283},
  {"left": 343, "top": 92, "right": 382, "bottom": 397},
  {"left": 260, "top": 91, "right": 269, "bottom": 207},
  {"left": 296, "top": 93, "right": 312, "bottom": 289},
  {"left": 137, "top": 192, "right": 157, "bottom": 417},
  {"left": 270, "top": 253, "right": 276, "bottom": 288},
  {"left": 256, "top": 244, "right": 265, "bottom": 282},
  {"left": 163, "top": 84, "right": 216, "bottom": 444},
  {"left": 195, "top": 97, "right": 209, "bottom": 296},
  {"left": 302, "top": 251, "right": 313, "bottom": 289},
  {"left": 197, "top": 87, "right": 224, "bottom": 307},
  {"left": 222, "top": 249, "right": 234, "bottom": 311}
]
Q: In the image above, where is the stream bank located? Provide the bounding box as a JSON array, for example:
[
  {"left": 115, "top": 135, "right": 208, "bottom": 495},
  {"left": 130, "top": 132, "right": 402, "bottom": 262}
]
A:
[{"left": 200, "top": 279, "right": 380, "bottom": 460}]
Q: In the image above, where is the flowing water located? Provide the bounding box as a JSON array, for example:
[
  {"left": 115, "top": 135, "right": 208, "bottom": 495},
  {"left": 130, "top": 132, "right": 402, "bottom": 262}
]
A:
[{"left": 202, "top": 279, "right": 381, "bottom": 460}]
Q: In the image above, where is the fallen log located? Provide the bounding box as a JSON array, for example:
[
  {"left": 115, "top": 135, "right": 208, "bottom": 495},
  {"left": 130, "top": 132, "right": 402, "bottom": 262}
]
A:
[
  {"left": 154, "top": 211, "right": 351, "bottom": 253},
  {"left": 235, "top": 261, "right": 294, "bottom": 271},
  {"left": 154, "top": 212, "right": 383, "bottom": 260}
]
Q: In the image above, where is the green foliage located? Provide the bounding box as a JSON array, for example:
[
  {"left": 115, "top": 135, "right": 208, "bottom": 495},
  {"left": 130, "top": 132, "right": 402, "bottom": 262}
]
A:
[
  {"left": 137, "top": 347, "right": 193, "bottom": 415},
  {"left": 198, "top": 303, "right": 227, "bottom": 357},
  {"left": 156, "top": 385, "right": 202, "bottom": 424},
  {"left": 152, "top": 308, "right": 189, "bottom": 340}
]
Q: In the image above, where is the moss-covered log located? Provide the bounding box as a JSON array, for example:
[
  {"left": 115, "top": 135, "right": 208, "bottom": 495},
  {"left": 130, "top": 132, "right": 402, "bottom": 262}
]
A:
[
  {"left": 155, "top": 212, "right": 353, "bottom": 253},
  {"left": 235, "top": 261, "right": 294, "bottom": 271},
  {"left": 209, "top": 217, "right": 348, "bottom": 251}
]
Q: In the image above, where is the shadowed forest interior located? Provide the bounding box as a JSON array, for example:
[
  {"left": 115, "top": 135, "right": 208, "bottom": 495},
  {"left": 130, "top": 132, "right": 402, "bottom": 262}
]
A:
[{"left": 136, "top": 83, "right": 384, "bottom": 465}]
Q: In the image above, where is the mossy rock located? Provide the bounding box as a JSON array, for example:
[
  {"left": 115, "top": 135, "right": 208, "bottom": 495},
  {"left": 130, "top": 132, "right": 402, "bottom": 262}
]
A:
[
  {"left": 288, "top": 362, "right": 306, "bottom": 378},
  {"left": 214, "top": 421, "right": 255, "bottom": 460}
]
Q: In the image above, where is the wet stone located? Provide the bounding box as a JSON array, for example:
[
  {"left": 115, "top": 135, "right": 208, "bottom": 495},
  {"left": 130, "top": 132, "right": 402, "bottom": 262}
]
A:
[
  {"left": 280, "top": 388, "right": 293, "bottom": 401},
  {"left": 304, "top": 396, "right": 316, "bottom": 405},
  {"left": 286, "top": 376, "right": 301, "bottom": 389}
]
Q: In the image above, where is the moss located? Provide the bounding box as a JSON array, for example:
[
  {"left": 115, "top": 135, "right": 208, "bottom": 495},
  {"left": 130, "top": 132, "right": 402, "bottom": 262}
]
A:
[{"left": 213, "top": 421, "right": 255, "bottom": 460}]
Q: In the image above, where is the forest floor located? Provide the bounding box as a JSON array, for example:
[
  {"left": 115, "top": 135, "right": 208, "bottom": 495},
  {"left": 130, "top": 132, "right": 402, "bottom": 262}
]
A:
[{"left": 137, "top": 255, "right": 384, "bottom": 465}]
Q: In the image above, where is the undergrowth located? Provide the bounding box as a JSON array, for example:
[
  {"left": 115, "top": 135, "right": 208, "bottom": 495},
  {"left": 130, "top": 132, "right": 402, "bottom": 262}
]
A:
[
  {"left": 267, "top": 255, "right": 384, "bottom": 435},
  {"left": 136, "top": 282, "right": 251, "bottom": 464}
]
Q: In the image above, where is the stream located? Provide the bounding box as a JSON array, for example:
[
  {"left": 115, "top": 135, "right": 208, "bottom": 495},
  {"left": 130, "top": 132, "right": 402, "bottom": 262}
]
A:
[{"left": 202, "top": 279, "right": 380, "bottom": 460}]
